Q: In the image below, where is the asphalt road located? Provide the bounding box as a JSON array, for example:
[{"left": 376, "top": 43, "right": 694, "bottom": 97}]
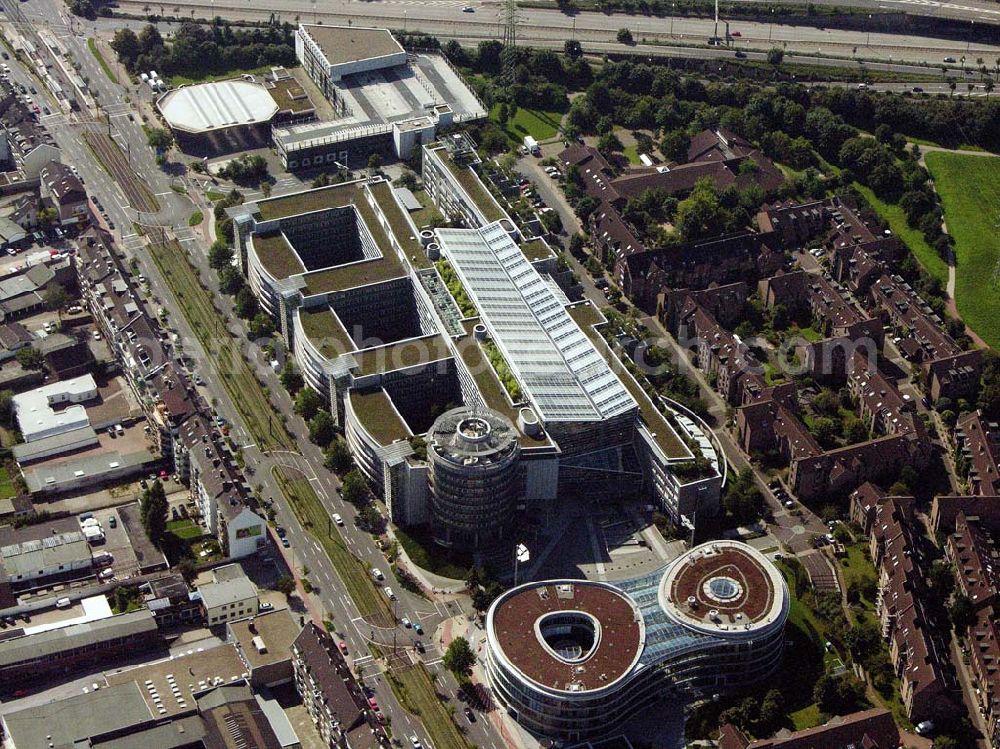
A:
[{"left": 106, "top": 0, "right": 1000, "bottom": 65}]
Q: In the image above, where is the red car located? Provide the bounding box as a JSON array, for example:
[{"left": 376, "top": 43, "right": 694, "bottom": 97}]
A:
[
  {"left": 731, "top": 30, "right": 741, "bottom": 37},
  {"left": 368, "top": 697, "right": 379, "bottom": 711},
  {"left": 338, "top": 641, "right": 349, "bottom": 655}
]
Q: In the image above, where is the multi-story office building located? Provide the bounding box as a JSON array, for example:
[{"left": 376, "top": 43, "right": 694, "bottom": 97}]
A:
[
  {"left": 232, "top": 136, "right": 723, "bottom": 539},
  {"left": 484, "top": 541, "right": 788, "bottom": 742}
]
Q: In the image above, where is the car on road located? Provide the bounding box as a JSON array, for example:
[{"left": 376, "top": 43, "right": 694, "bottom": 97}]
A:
[
  {"left": 338, "top": 641, "right": 349, "bottom": 655},
  {"left": 464, "top": 707, "right": 476, "bottom": 722},
  {"left": 371, "top": 568, "right": 384, "bottom": 581},
  {"left": 462, "top": 5, "right": 474, "bottom": 10},
  {"left": 414, "top": 640, "right": 425, "bottom": 653},
  {"left": 413, "top": 623, "right": 423, "bottom": 635},
  {"left": 730, "top": 30, "right": 741, "bottom": 36},
  {"left": 734, "top": 50, "right": 746, "bottom": 58},
  {"left": 944, "top": 57, "right": 956, "bottom": 63},
  {"left": 410, "top": 737, "right": 423, "bottom": 749},
  {"left": 93, "top": 330, "right": 102, "bottom": 340},
  {"left": 56, "top": 597, "right": 72, "bottom": 609},
  {"left": 912, "top": 86, "right": 924, "bottom": 93},
  {"left": 401, "top": 617, "right": 412, "bottom": 628},
  {"left": 214, "top": 415, "right": 226, "bottom": 427},
  {"left": 333, "top": 513, "right": 343, "bottom": 526},
  {"left": 282, "top": 537, "right": 290, "bottom": 548},
  {"left": 383, "top": 586, "right": 396, "bottom": 601},
  {"left": 1, "top": 52, "right": 7, "bottom": 60}
]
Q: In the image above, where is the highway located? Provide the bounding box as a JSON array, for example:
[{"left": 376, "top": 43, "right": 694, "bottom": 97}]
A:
[
  {"left": 0, "top": 2, "right": 510, "bottom": 747},
  {"left": 106, "top": 0, "right": 1000, "bottom": 65}
]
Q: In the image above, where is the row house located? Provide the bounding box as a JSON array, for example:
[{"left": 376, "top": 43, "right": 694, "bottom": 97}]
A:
[
  {"left": 956, "top": 410, "right": 1000, "bottom": 495},
  {"left": 969, "top": 608, "right": 1000, "bottom": 748},
  {"left": 946, "top": 511, "right": 1000, "bottom": 611},
  {"left": 292, "top": 622, "right": 380, "bottom": 749},
  {"left": 869, "top": 496, "right": 955, "bottom": 723},
  {"left": 720, "top": 708, "right": 900, "bottom": 749}
]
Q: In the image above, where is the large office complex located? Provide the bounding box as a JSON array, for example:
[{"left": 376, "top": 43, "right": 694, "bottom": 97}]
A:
[
  {"left": 275, "top": 25, "right": 487, "bottom": 170},
  {"left": 484, "top": 541, "right": 789, "bottom": 741},
  {"left": 231, "top": 133, "right": 723, "bottom": 547}
]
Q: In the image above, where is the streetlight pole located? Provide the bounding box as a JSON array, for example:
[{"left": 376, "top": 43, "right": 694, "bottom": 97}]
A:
[
  {"left": 867, "top": 14, "right": 872, "bottom": 47},
  {"left": 670, "top": 3, "right": 675, "bottom": 37}
]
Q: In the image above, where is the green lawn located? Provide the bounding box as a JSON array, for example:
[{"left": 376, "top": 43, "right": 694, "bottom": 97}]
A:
[
  {"left": 491, "top": 104, "right": 565, "bottom": 144},
  {"left": 0, "top": 466, "right": 14, "bottom": 499},
  {"left": 838, "top": 542, "right": 879, "bottom": 613},
  {"left": 925, "top": 151, "right": 1000, "bottom": 349},
  {"left": 206, "top": 190, "right": 227, "bottom": 202},
  {"left": 166, "top": 519, "right": 203, "bottom": 540},
  {"left": 853, "top": 183, "right": 949, "bottom": 285},
  {"left": 88, "top": 38, "right": 118, "bottom": 84},
  {"left": 395, "top": 525, "right": 472, "bottom": 580},
  {"left": 622, "top": 144, "right": 641, "bottom": 165}
]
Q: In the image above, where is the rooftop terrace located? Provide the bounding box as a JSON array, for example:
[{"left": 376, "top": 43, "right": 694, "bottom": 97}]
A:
[
  {"left": 255, "top": 181, "right": 362, "bottom": 223},
  {"left": 568, "top": 303, "right": 688, "bottom": 459},
  {"left": 520, "top": 237, "right": 555, "bottom": 263},
  {"left": 349, "top": 388, "right": 410, "bottom": 445},
  {"left": 368, "top": 180, "right": 427, "bottom": 268}
]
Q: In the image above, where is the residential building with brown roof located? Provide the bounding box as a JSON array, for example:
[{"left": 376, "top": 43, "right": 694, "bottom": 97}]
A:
[
  {"left": 930, "top": 494, "right": 1000, "bottom": 536},
  {"left": 969, "top": 607, "right": 1000, "bottom": 749},
  {"left": 719, "top": 707, "right": 901, "bottom": 749},
  {"left": 947, "top": 510, "right": 1000, "bottom": 611},
  {"left": 957, "top": 411, "right": 1000, "bottom": 496}
]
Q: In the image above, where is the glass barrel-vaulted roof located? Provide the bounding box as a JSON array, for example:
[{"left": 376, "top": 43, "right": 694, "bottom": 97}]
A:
[{"left": 437, "top": 223, "right": 636, "bottom": 422}]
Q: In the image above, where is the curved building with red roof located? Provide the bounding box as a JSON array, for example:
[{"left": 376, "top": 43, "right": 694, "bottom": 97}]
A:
[{"left": 484, "top": 541, "right": 788, "bottom": 742}]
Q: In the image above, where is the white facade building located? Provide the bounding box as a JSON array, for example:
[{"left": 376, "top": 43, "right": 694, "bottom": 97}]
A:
[{"left": 13, "top": 374, "right": 98, "bottom": 442}]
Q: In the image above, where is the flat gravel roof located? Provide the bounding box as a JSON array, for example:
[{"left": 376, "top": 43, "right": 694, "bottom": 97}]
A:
[{"left": 300, "top": 25, "right": 405, "bottom": 66}]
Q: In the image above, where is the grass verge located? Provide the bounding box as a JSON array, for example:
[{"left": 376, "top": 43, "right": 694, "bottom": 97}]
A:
[
  {"left": 189, "top": 210, "right": 204, "bottom": 226},
  {"left": 149, "top": 240, "right": 294, "bottom": 451},
  {"left": 925, "top": 151, "right": 1000, "bottom": 350},
  {"left": 384, "top": 665, "right": 469, "bottom": 749},
  {"left": 853, "top": 183, "right": 949, "bottom": 285},
  {"left": 272, "top": 466, "right": 392, "bottom": 624},
  {"left": 88, "top": 38, "right": 118, "bottom": 84}
]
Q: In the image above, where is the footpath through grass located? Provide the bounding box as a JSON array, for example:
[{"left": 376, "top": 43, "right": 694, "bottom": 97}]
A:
[
  {"left": 385, "top": 665, "right": 470, "bottom": 749},
  {"left": 854, "top": 183, "right": 949, "bottom": 285},
  {"left": 271, "top": 466, "right": 392, "bottom": 624},
  {"left": 150, "top": 241, "right": 294, "bottom": 452},
  {"left": 925, "top": 151, "right": 1000, "bottom": 350},
  {"left": 88, "top": 38, "right": 118, "bottom": 84}
]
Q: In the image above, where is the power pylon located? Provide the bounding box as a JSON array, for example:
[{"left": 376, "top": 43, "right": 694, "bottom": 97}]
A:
[{"left": 500, "top": 0, "right": 519, "bottom": 87}]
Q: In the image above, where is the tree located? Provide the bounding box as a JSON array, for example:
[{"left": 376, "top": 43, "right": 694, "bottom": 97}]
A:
[
  {"left": 111, "top": 28, "right": 141, "bottom": 67},
  {"left": 146, "top": 127, "right": 174, "bottom": 151},
  {"left": 933, "top": 738, "right": 960, "bottom": 749},
  {"left": 140, "top": 480, "right": 168, "bottom": 549},
  {"left": 276, "top": 576, "right": 296, "bottom": 596},
  {"left": 249, "top": 313, "right": 274, "bottom": 339},
  {"left": 813, "top": 673, "right": 866, "bottom": 714},
  {"left": 443, "top": 636, "right": 477, "bottom": 678},
  {"left": 308, "top": 409, "right": 335, "bottom": 446},
  {"left": 45, "top": 283, "right": 70, "bottom": 310},
  {"left": 208, "top": 240, "right": 233, "bottom": 270},
  {"left": 359, "top": 504, "right": 384, "bottom": 533},
  {"left": 279, "top": 361, "right": 303, "bottom": 394},
  {"left": 564, "top": 39, "right": 583, "bottom": 59},
  {"left": 616, "top": 28, "right": 634, "bottom": 45},
  {"left": 767, "top": 47, "right": 784, "bottom": 66},
  {"left": 325, "top": 438, "right": 354, "bottom": 474},
  {"left": 368, "top": 153, "right": 382, "bottom": 172},
  {"left": 951, "top": 593, "right": 975, "bottom": 632},
  {"left": 177, "top": 559, "right": 197, "bottom": 584},
  {"left": 234, "top": 287, "right": 259, "bottom": 319},
  {"left": 0, "top": 389, "right": 14, "bottom": 428},
  {"left": 218, "top": 267, "right": 245, "bottom": 295},
  {"left": 341, "top": 469, "right": 368, "bottom": 506},
  {"left": 294, "top": 387, "right": 322, "bottom": 420},
  {"left": 674, "top": 179, "right": 730, "bottom": 241},
  {"left": 16, "top": 346, "right": 42, "bottom": 369}
]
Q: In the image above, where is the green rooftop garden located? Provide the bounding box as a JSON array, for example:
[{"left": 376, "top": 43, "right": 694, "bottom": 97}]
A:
[
  {"left": 568, "top": 303, "right": 689, "bottom": 459},
  {"left": 352, "top": 335, "right": 452, "bottom": 375},
  {"left": 299, "top": 306, "right": 354, "bottom": 358},
  {"left": 253, "top": 231, "right": 304, "bottom": 280},
  {"left": 349, "top": 389, "right": 411, "bottom": 445},
  {"left": 520, "top": 238, "right": 555, "bottom": 263},
  {"left": 438, "top": 150, "right": 505, "bottom": 223}
]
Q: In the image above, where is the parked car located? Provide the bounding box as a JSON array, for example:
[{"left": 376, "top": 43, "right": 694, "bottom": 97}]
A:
[
  {"left": 276, "top": 526, "right": 287, "bottom": 537},
  {"left": 464, "top": 707, "right": 476, "bottom": 722},
  {"left": 56, "top": 597, "right": 72, "bottom": 609},
  {"left": 401, "top": 617, "right": 412, "bottom": 628},
  {"left": 338, "top": 641, "right": 349, "bottom": 655},
  {"left": 108, "top": 516, "right": 117, "bottom": 528},
  {"left": 414, "top": 623, "right": 423, "bottom": 635},
  {"left": 259, "top": 602, "right": 274, "bottom": 611},
  {"left": 414, "top": 640, "right": 425, "bottom": 653},
  {"left": 410, "top": 737, "right": 423, "bottom": 749},
  {"left": 282, "top": 537, "right": 290, "bottom": 548}
]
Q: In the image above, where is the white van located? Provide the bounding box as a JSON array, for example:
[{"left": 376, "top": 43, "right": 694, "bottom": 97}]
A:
[{"left": 55, "top": 597, "right": 72, "bottom": 609}]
